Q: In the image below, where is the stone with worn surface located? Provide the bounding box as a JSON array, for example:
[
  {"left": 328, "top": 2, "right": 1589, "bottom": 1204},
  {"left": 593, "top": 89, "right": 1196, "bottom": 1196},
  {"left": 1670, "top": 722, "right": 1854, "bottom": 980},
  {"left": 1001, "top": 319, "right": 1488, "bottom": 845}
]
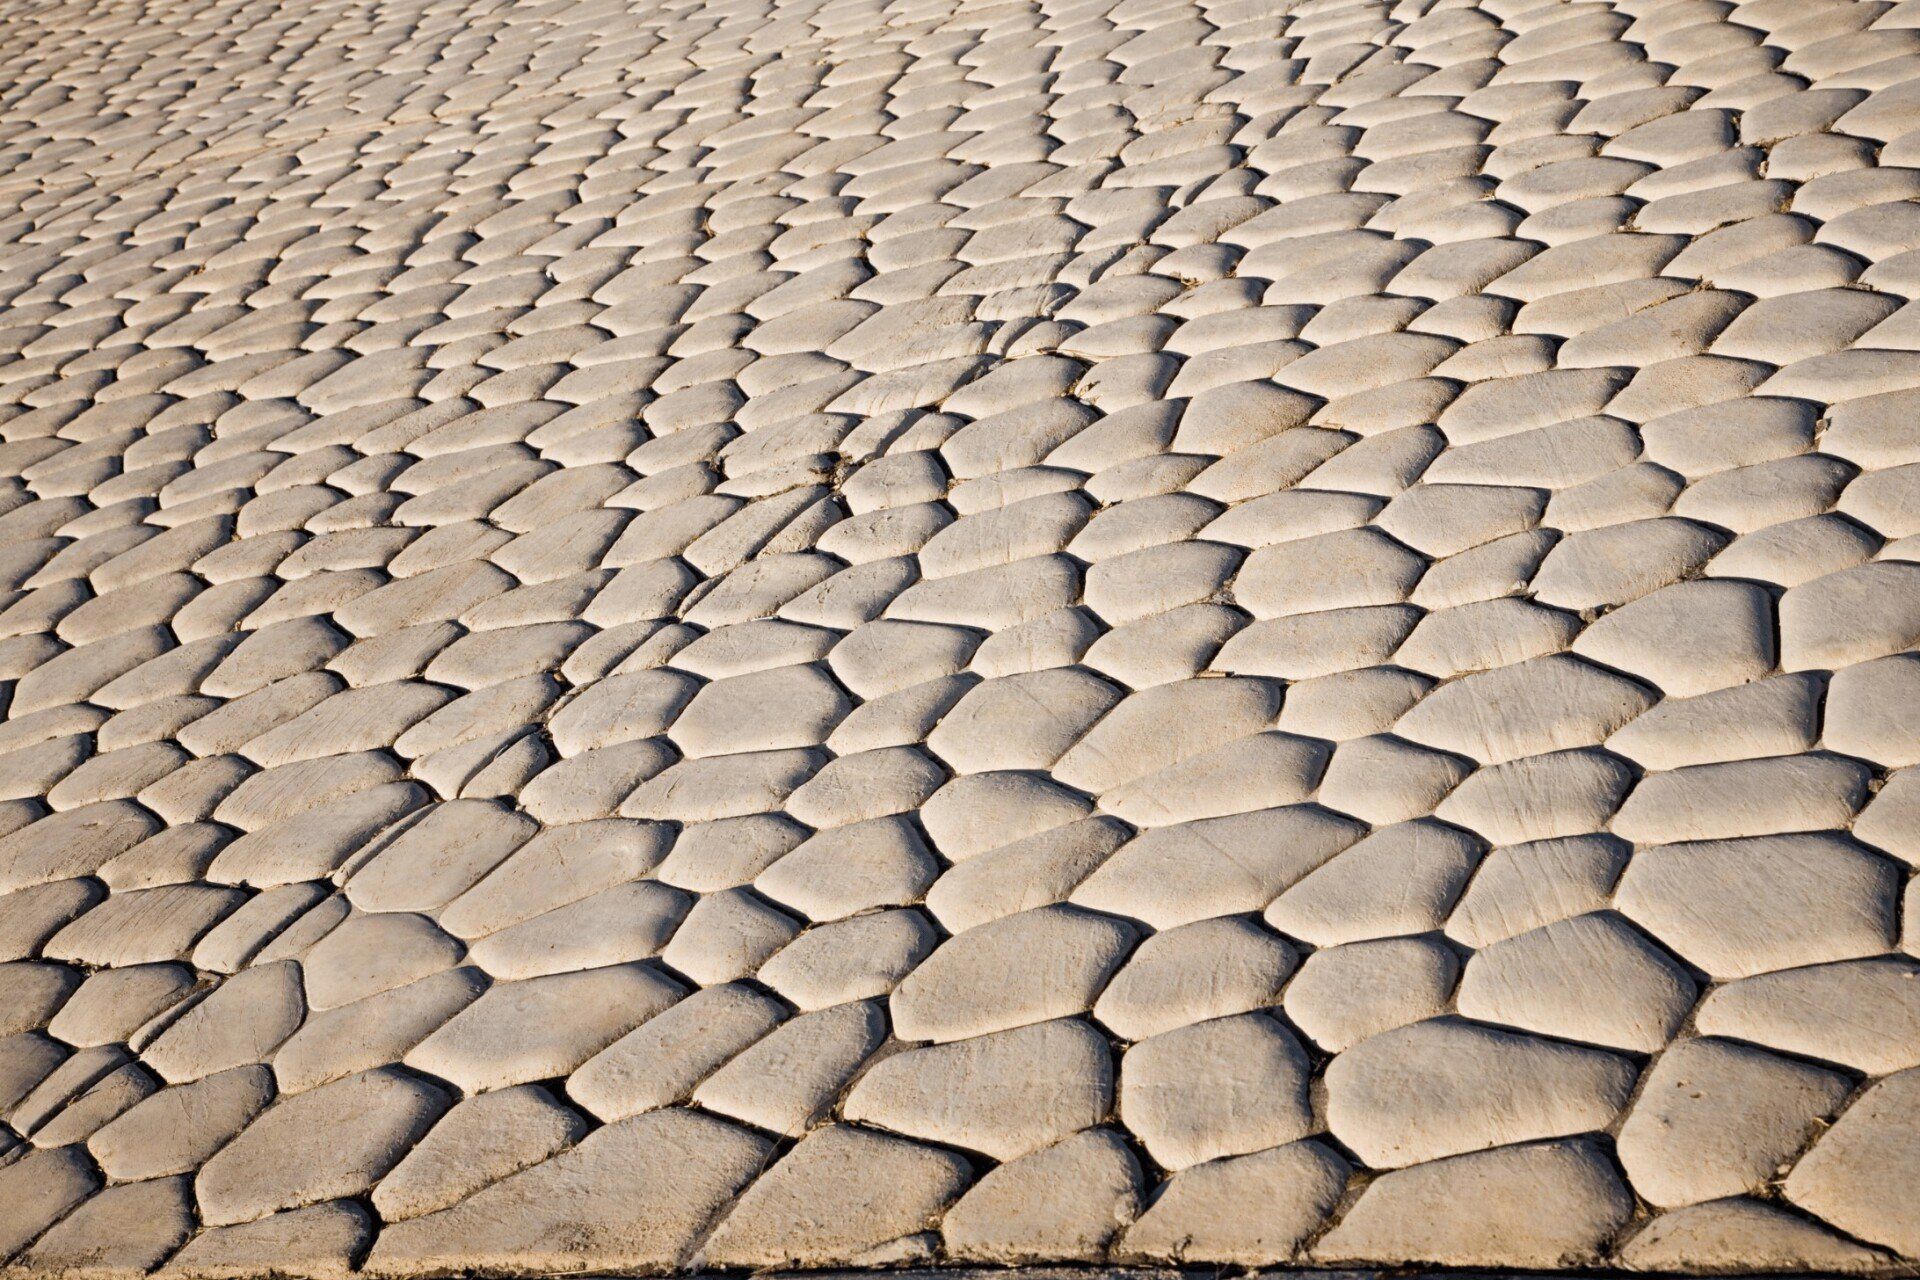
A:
[
  {"left": 1618, "top": 1037, "right": 1851, "bottom": 1209},
  {"left": 1313, "top": 1140, "right": 1635, "bottom": 1268},
  {"left": 369, "top": 1110, "right": 772, "bottom": 1275},
  {"left": 844, "top": 1019, "right": 1112, "bottom": 1162},
  {"left": 1118, "top": 1140, "right": 1348, "bottom": 1265},
  {"left": 1784, "top": 1068, "right": 1920, "bottom": 1258},
  {"left": 1325, "top": 1019, "right": 1636, "bottom": 1169},
  {"left": 1119, "top": 1013, "right": 1313, "bottom": 1171},
  {"left": 701, "top": 1124, "right": 971, "bottom": 1268},
  {"left": 890, "top": 905, "right": 1137, "bottom": 1043},
  {"left": 941, "top": 1130, "right": 1143, "bottom": 1263},
  {"left": 196, "top": 1068, "right": 447, "bottom": 1226},
  {"left": 406, "top": 965, "right": 684, "bottom": 1093},
  {"left": 371, "top": 1084, "right": 588, "bottom": 1222}
]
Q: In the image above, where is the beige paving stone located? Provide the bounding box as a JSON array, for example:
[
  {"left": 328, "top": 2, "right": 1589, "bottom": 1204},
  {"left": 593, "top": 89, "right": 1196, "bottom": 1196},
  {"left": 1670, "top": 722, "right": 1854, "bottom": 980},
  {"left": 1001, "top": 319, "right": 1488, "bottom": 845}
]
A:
[
  {"left": 1619, "top": 1037, "right": 1851, "bottom": 1208},
  {"left": 88, "top": 1065, "right": 275, "bottom": 1182},
  {"left": 941, "top": 1129, "right": 1142, "bottom": 1263},
  {"left": 16, "top": 1174, "right": 194, "bottom": 1277},
  {"left": 163, "top": 1203, "right": 373, "bottom": 1280},
  {"left": 140, "top": 960, "right": 305, "bottom": 1083},
  {"left": 1266, "top": 821, "right": 1481, "bottom": 946},
  {"left": 1693, "top": 957, "right": 1920, "bottom": 1076},
  {"left": 371, "top": 1084, "right": 587, "bottom": 1222},
  {"left": 1093, "top": 915, "right": 1296, "bottom": 1042},
  {"left": 1784, "top": 1068, "right": 1920, "bottom": 1258},
  {"left": 1616, "top": 834, "right": 1898, "bottom": 978},
  {"left": 271, "top": 968, "right": 487, "bottom": 1095},
  {"left": 1313, "top": 1139, "right": 1635, "bottom": 1268},
  {"left": 367, "top": 1110, "right": 772, "bottom": 1275},
  {"left": 843, "top": 1019, "right": 1112, "bottom": 1161},
  {"left": 1070, "top": 806, "right": 1365, "bottom": 930},
  {"left": 0, "top": 1146, "right": 101, "bottom": 1261},
  {"left": 701, "top": 1124, "right": 970, "bottom": 1268},
  {"left": 465, "top": 881, "right": 690, "bottom": 980},
  {"left": 1620, "top": 1197, "right": 1895, "bottom": 1274},
  {"left": 1283, "top": 936, "right": 1460, "bottom": 1053},
  {"left": 891, "top": 905, "right": 1137, "bottom": 1043},
  {"left": 1325, "top": 1019, "right": 1636, "bottom": 1168},
  {"left": 196, "top": 1067, "right": 447, "bottom": 1226},
  {"left": 1457, "top": 913, "right": 1696, "bottom": 1052},
  {"left": 405, "top": 964, "right": 683, "bottom": 1092},
  {"left": 1119, "top": 1013, "right": 1313, "bottom": 1170},
  {"left": 1117, "top": 1139, "right": 1347, "bottom": 1264}
]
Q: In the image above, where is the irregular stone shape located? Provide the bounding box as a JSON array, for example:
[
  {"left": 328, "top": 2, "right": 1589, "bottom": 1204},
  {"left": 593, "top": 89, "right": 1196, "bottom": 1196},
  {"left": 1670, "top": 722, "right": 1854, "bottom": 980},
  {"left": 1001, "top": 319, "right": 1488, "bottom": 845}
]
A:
[
  {"left": 0, "top": 961, "right": 80, "bottom": 1037},
  {"left": 1692, "top": 958, "right": 1920, "bottom": 1075},
  {"left": 19, "top": 1174, "right": 194, "bottom": 1277},
  {"left": 1571, "top": 580, "right": 1775, "bottom": 697},
  {"left": 1070, "top": 807, "right": 1364, "bottom": 930},
  {"left": 1605, "top": 675, "right": 1821, "bottom": 772},
  {"left": 368, "top": 1110, "right": 772, "bottom": 1275},
  {"left": 1618, "top": 1037, "right": 1851, "bottom": 1208},
  {"left": 41, "top": 882, "right": 245, "bottom": 967},
  {"left": 843, "top": 1019, "right": 1113, "bottom": 1162},
  {"left": 1615, "top": 834, "right": 1898, "bottom": 978},
  {"left": 569, "top": 984, "right": 785, "bottom": 1122},
  {"left": 667, "top": 665, "right": 850, "bottom": 757},
  {"left": 466, "top": 880, "right": 691, "bottom": 979},
  {"left": 0, "top": 1145, "right": 99, "bottom": 1260},
  {"left": 1265, "top": 820, "right": 1481, "bottom": 946},
  {"left": 754, "top": 816, "right": 938, "bottom": 921},
  {"left": 1825, "top": 653, "right": 1920, "bottom": 767},
  {"left": 1093, "top": 916, "right": 1296, "bottom": 1042},
  {"left": 1282, "top": 935, "right": 1460, "bottom": 1053},
  {"left": 656, "top": 888, "right": 801, "bottom": 985},
  {"left": 693, "top": 999, "right": 886, "bottom": 1133},
  {"left": 925, "top": 668, "right": 1122, "bottom": 774},
  {"left": 1609, "top": 754, "right": 1871, "bottom": 845},
  {"left": 439, "top": 819, "right": 670, "bottom": 938},
  {"left": 372, "top": 1085, "right": 589, "bottom": 1222},
  {"left": 701, "top": 1125, "right": 972, "bottom": 1268},
  {"left": 1118, "top": 1139, "right": 1348, "bottom": 1265},
  {"left": 141, "top": 960, "right": 306, "bottom": 1083},
  {"left": 942, "top": 1130, "right": 1144, "bottom": 1263},
  {"left": 89, "top": 1065, "right": 276, "bottom": 1182},
  {"left": 755, "top": 911, "right": 934, "bottom": 1010},
  {"left": 406, "top": 964, "right": 684, "bottom": 1092},
  {"left": 162, "top": 1204, "right": 373, "bottom": 1280},
  {"left": 344, "top": 799, "right": 536, "bottom": 913},
  {"left": 1051, "top": 676, "right": 1282, "bottom": 793},
  {"left": 1120, "top": 1013, "right": 1313, "bottom": 1171},
  {"left": 1457, "top": 912, "right": 1695, "bottom": 1052},
  {"left": 46, "top": 963, "right": 195, "bottom": 1047},
  {"left": 196, "top": 1067, "right": 449, "bottom": 1226},
  {"left": 1621, "top": 1197, "right": 1895, "bottom": 1274},
  {"left": 890, "top": 905, "right": 1138, "bottom": 1042},
  {"left": 1324, "top": 1019, "right": 1636, "bottom": 1169},
  {"left": 1445, "top": 835, "right": 1628, "bottom": 948},
  {"left": 272, "top": 968, "right": 488, "bottom": 1094},
  {"left": 301, "top": 911, "right": 465, "bottom": 1010},
  {"left": 1313, "top": 1139, "right": 1634, "bottom": 1268},
  {"left": 1778, "top": 562, "right": 1920, "bottom": 671},
  {"left": 1395, "top": 654, "right": 1655, "bottom": 765},
  {"left": 1784, "top": 1068, "right": 1920, "bottom": 1258}
]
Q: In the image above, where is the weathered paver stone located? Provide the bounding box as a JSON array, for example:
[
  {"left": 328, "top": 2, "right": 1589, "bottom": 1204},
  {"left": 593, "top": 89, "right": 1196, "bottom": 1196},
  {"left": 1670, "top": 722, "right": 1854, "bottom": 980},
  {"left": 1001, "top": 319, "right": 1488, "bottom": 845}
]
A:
[{"left": 368, "top": 1110, "right": 772, "bottom": 1275}]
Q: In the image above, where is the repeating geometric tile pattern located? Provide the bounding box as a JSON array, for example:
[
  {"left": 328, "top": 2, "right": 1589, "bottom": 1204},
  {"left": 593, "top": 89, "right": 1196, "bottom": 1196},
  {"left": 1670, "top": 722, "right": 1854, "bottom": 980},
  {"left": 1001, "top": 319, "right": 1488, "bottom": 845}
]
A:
[{"left": 1, "top": 0, "right": 1919, "bottom": 1272}]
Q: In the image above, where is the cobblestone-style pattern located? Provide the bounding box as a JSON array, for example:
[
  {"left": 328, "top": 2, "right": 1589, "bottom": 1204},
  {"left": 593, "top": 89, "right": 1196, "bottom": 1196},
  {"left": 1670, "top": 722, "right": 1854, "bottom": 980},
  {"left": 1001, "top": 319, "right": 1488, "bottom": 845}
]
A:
[{"left": 0, "top": 0, "right": 1919, "bottom": 1272}]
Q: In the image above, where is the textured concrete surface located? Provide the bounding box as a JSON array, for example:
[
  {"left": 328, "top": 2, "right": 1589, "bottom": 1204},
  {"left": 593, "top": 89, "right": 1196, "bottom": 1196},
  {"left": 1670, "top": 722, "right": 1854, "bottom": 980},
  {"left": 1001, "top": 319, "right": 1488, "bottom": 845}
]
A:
[{"left": 0, "top": 0, "right": 1919, "bottom": 1272}]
